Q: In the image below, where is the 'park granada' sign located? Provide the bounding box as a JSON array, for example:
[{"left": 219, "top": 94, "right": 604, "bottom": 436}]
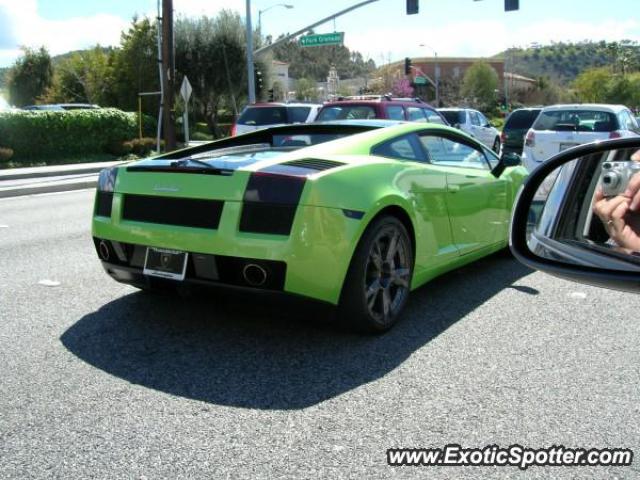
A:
[{"left": 299, "top": 32, "right": 345, "bottom": 47}]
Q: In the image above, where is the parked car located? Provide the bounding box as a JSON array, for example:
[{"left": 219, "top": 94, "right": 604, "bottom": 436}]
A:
[
  {"left": 437, "top": 108, "right": 502, "bottom": 152},
  {"left": 232, "top": 103, "right": 321, "bottom": 136},
  {"left": 521, "top": 104, "right": 640, "bottom": 172},
  {"left": 316, "top": 95, "right": 447, "bottom": 125},
  {"left": 500, "top": 107, "right": 542, "bottom": 155},
  {"left": 92, "top": 121, "right": 525, "bottom": 333},
  {"left": 22, "top": 103, "right": 100, "bottom": 111}
]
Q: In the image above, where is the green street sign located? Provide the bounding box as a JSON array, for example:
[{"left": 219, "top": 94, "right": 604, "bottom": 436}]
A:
[
  {"left": 414, "top": 76, "right": 427, "bottom": 85},
  {"left": 299, "top": 32, "right": 344, "bottom": 47}
]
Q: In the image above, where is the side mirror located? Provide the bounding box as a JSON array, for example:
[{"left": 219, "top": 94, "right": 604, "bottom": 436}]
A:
[
  {"left": 502, "top": 152, "right": 521, "bottom": 167},
  {"left": 492, "top": 152, "right": 521, "bottom": 177},
  {"left": 509, "top": 137, "right": 640, "bottom": 293},
  {"left": 453, "top": 123, "right": 461, "bottom": 129}
]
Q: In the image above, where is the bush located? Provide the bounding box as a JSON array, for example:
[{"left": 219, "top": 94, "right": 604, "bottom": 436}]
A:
[
  {"left": 0, "top": 147, "right": 14, "bottom": 162},
  {"left": 0, "top": 108, "right": 146, "bottom": 159},
  {"left": 190, "top": 131, "right": 213, "bottom": 141},
  {"left": 129, "top": 137, "right": 161, "bottom": 156}
]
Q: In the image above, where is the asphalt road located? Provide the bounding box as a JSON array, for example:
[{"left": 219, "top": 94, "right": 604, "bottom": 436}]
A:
[{"left": 1, "top": 190, "right": 639, "bottom": 479}]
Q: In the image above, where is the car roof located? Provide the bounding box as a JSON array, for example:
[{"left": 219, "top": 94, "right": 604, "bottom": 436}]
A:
[
  {"left": 322, "top": 97, "right": 434, "bottom": 108},
  {"left": 248, "top": 103, "right": 322, "bottom": 108},
  {"left": 437, "top": 108, "right": 475, "bottom": 112},
  {"left": 541, "top": 104, "right": 628, "bottom": 113},
  {"left": 314, "top": 119, "right": 406, "bottom": 128}
]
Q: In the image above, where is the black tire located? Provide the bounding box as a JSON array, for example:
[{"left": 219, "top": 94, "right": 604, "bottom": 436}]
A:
[
  {"left": 492, "top": 137, "right": 501, "bottom": 154},
  {"left": 338, "top": 215, "right": 414, "bottom": 333}
]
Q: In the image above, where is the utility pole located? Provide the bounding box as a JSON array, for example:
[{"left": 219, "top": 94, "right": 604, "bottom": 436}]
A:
[
  {"left": 246, "top": 0, "right": 256, "bottom": 104},
  {"left": 161, "top": 0, "right": 176, "bottom": 151}
]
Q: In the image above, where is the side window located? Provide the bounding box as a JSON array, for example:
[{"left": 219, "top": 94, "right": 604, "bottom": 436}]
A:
[
  {"left": 620, "top": 110, "right": 638, "bottom": 132},
  {"left": 372, "top": 135, "right": 422, "bottom": 161},
  {"left": 406, "top": 107, "right": 427, "bottom": 122},
  {"left": 425, "top": 110, "right": 445, "bottom": 124},
  {"left": 469, "top": 111, "right": 481, "bottom": 126},
  {"left": 482, "top": 147, "right": 500, "bottom": 169},
  {"left": 419, "top": 134, "right": 489, "bottom": 170},
  {"left": 386, "top": 105, "right": 405, "bottom": 120},
  {"left": 477, "top": 112, "right": 489, "bottom": 127}
]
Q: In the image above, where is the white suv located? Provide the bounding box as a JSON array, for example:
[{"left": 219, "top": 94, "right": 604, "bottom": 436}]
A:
[
  {"left": 437, "top": 108, "right": 501, "bottom": 152},
  {"left": 233, "top": 103, "right": 321, "bottom": 136},
  {"left": 522, "top": 104, "right": 640, "bottom": 172}
]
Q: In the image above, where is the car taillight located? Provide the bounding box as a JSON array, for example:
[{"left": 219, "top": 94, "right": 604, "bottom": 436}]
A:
[
  {"left": 239, "top": 172, "right": 306, "bottom": 235},
  {"left": 524, "top": 130, "right": 535, "bottom": 147},
  {"left": 500, "top": 131, "right": 506, "bottom": 142},
  {"left": 230, "top": 122, "right": 237, "bottom": 137},
  {"left": 609, "top": 131, "right": 622, "bottom": 139}
]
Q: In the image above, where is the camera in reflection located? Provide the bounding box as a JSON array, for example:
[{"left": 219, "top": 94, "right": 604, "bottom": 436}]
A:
[{"left": 601, "top": 161, "right": 640, "bottom": 197}]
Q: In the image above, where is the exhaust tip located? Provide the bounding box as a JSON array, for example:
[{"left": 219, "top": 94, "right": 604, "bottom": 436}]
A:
[
  {"left": 98, "top": 240, "right": 111, "bottom": 261},
  {"left": 242, "top": 263, "right": 267, "bottom": 287}
]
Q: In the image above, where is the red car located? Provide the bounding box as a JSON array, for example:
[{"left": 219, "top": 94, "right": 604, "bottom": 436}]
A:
[{"left": 316, "top": 95, "right": 448, "bottom": 125}]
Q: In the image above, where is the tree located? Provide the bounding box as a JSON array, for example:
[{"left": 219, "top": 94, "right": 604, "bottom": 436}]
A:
[
  {"left": 461, "top": 61, "right": 498, "bottom": 110},
  {"left": 111, "top": 17, "right": 159, "bottom": 115},
  {"left": 45, "top": 46, "right": 116, "bottom": 105},
  {"left": 391, "top": 78, "right": 413, "bottom": 97},
  {"left": 7, "top": 47, "right": 53, "bottom": 106},
  {"left": 573, "top": 67, "right": 611, "bottom": 103},
  {"left": 295, "top": 77, "right": 318, "bottom": 102},
  {"left": 175, "top": 10, "right": 265, "bottom": 135}
]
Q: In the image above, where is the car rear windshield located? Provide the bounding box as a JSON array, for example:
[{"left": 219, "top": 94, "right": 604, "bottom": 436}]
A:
[
  {"left": 532, "top": 110, "right": 619, "bottom": 132},
  {"left": 316, "top": 105, "right": 376, "bottom": 121},
  {"left": 504, "top": 110, "right": 541, "bottom": 130},
  {"left": 288, "top": 106, "right": 311, "bottom": 123},
  {"left": 237, "top": 106, "right": 288, "bottom": 126},
  {"left": 439, "top": 110, "right": 464, "bottom": 125}
]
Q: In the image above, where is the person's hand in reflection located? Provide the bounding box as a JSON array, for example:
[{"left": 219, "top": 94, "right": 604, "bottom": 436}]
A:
[{"left": 593, "top": 150, "right": 640, "bottom": 251}]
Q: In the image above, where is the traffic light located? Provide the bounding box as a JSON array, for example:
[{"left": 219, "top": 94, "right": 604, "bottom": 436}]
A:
[
  {"left": 505, "top": 0, "right": 519, "bottom": 10},
  {"left": 404, "top": 57, "right": 412, "bottom": 75},
  {"left": 406, "top": 0, "right": 419, "bottom": 14}
]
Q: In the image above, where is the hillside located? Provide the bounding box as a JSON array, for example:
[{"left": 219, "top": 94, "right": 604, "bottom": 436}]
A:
[{"left": 495, "top": 40, "right": 640, "bottom": 85}]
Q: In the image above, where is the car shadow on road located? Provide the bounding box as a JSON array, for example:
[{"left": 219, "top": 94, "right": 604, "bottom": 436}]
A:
[{"left": 61, "top": 253, "right": 534, "bottom": 410}]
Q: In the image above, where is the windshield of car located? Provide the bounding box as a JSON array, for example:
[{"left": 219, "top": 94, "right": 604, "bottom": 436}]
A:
[
  {"left": 505, "top": 110, "right": 541, "bottom": 130},
  {"left": 439, "top": 110, "right": 464, "bottom": 125},
  {"left": 532, "top": 110, "right": 619, "bottom": 132},
  {"left": 288, "top": 106, "right": 311, "bottom": 123},
  {"left": 316, "top": 105, "right": 376, "bottom": 121},
  {"left": 237, "top": 106, "right": 288, "bottom": 126}
]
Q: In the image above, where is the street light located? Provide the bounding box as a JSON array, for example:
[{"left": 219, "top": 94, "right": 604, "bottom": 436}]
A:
[
  {"left": 419, "top": 43, "right": 439, "bottom": 107},
  {"left": 258, "top": 3, "right": 293, "bottom": 32}
]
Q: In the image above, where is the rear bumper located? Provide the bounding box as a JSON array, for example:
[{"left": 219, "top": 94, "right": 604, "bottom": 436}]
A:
[{"left": 92, "top": 197, "right": 365, "bottom": 304}]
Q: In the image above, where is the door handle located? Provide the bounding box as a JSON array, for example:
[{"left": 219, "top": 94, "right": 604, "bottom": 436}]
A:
[{"left": 449, "top": 184, "right": 461, "bottom": 193}]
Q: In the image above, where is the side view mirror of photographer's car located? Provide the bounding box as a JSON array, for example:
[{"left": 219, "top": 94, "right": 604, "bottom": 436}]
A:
[{"left": 510, "top": 137, "right": 640, "bottom": 293}]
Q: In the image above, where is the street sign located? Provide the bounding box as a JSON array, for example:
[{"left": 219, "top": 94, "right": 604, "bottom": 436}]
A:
[
  {"left": 299, "top": 32, "right": 344, "bottom": 47},
  {"left": 180, "top": 76, "right": 192, "bottom": 103},
  {"left": 413, "top": 76, "right": 427, "bottom": 85}
]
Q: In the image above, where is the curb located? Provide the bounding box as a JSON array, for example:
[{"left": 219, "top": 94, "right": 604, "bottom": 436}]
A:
[
  {"left": 0, "top": 160, "right": 123, "bottom": 181},
  {"left": 0, "top": 176, "right": 97, "bottom": 199}
]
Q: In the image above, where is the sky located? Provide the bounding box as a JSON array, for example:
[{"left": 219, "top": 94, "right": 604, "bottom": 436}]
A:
[{"left": 0, "top": 0, "right": 639, "bottom": 67}]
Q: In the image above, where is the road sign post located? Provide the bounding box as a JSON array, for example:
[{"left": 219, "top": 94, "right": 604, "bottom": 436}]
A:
[
  {"left": 299, "top": 32, "right": 344, "bottom": 47},
  {"left": 180, "top": 76, "right": 193, "bottom": 144}
]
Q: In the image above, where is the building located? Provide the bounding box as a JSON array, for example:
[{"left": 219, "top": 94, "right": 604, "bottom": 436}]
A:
[{"left": 408, "top": 57, "right": 505, "bottom": 89}]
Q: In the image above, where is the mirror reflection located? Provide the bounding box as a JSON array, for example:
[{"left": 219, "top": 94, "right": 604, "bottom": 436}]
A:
[{"left": 527, "top": 147, "right": 640, "bottom": 271}]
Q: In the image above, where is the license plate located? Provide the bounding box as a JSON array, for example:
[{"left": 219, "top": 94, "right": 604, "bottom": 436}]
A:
[
  {"left": 559, "top": 143, "right": 579, "bottom": 152},
  {"left": 143, "top": 247, "right": 188, "bottom": 281}
]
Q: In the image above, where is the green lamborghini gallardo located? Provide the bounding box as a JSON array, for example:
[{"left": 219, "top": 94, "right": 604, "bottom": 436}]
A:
[{"left": 92, "top": 121, "right": 527, "bottom": 332}]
